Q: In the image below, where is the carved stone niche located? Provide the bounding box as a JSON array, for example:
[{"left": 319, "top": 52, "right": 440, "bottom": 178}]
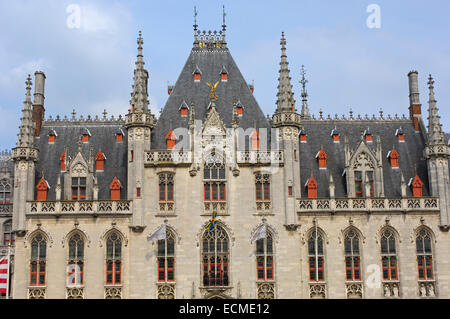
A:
[
  {"left": 104, "top": 286, "right": 122, "bottom": 299},
  {"left": 257, "top": 282, "right": 275, "bottom": 299},
  {"left": 345, "top": 283, "right": 363, "bottom": 299},
  {"left": 66, "top": 287, "right": 84, "bottom": 299},
  {"left": 419, "top": 281, "right": 436, "bottom": 298},
  {"left": 309, "top": 283, "right": 326, "bottom": 299},
  {"left": 382, "top": 282, "right": 400, "bottom": 298},
  {"left": 28, "top": 287, "right": 46, "bottom": 299},
  {"left": 157, "top": 283, "right": 176, "bottom": 299}
]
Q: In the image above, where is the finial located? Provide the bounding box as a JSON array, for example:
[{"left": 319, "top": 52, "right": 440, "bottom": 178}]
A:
[
  {"left": 193, "top": 6, "right": 198, "bottom": 32},
  {"left": 222, "top": 5, "right": 227, "bottom": 32},
  {"left": 281, "top": 31, "right": 286, "bottom": 47},
  {"left": 25, "top": 74, "right": 32, "bottom": 104},
  {"left": 428, "top": 74, "right": 434, "bottom": 89}
]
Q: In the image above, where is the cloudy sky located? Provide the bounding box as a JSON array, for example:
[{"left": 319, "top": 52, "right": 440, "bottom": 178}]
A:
[{"left": 0, "top": 0, "right": 449, "bottom": 149}]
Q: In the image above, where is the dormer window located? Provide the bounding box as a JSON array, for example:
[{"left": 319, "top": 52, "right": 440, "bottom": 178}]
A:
[
  {"left": 306, "top": 175, "right": 318, "bottom": 199},
  {"left": 299, "top": 130, "right": 307, "bottom": 143},
  {"left": 248, "top": 83, "right": 254, "bottom": 93},
  {"left": 36, "top": 177, "right": 49, "bottom": 201},
  {"left": 236, "top": 101, "right": 244, "bottom": 116},
  {"left": 409, "top": 175, "right": 423, "bottom": 198},
  {"left": 395, "top": 128, "right": 405, "bottom": 142},
  {"left": 110, "top": 177, "right": 121, "bottom": 200},
  {"left": 115, "top": 129, "right": 124, "bottom": 142},
  {"left": 166, "top": 130, "right": 176, "bottom": 150},
  {"left": 71, "top": 177, "right": 86, "bottom": 201},
  {"left": 316, "top": 148, "right": 327, "bottom": 169},
  {"left": 48, "top": 130, "right": 57, "bottom": 144},
  {"left": 355, "top": 170, "right": 374, "bottom": 198},
  {"left": 179, "top": 101, "right": 189, "bottom": 117},
  {"left": 387, "top": 148, "right": 399, "bottom": 168},
  {"left": 96, "top": 150, "right": 106, "bottom": 171},
  {"left": 193, "top": 65, "right": 202, "bottom": 82},
  {"left": 331, "top": 127, "right": 339, "bottom": 143},
  {"left": 82, "top": 129, "right": 91, "bottom": 143},
  {"left": 251, "top": 129, "right": 260, "bottom": 150},
  {"left": 220, "top": 66, "right": 228, "bottom": 82},
  {"left": 364, "top": 129, "right": 372, "bottom": 142},
  {"left": 168, "top": 85, "right": 174, "bottom": 95}
]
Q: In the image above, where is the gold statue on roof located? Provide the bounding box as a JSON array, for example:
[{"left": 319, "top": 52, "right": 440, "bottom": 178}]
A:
[{"left": 206, "top": 81, "right": 219, "bottom": 100}]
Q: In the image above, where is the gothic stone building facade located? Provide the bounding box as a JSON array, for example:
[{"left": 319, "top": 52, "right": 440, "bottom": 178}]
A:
[{"left": 7, "top": 23, "right": 450, "bottom": 299}]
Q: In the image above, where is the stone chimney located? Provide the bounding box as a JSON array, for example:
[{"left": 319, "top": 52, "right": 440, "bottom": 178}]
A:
[
  {"left": 408, "top": 70, "right": 421, "bottom": 132},
  {"left": 32, "top": 71, "right": 46, "bottom": 136}
]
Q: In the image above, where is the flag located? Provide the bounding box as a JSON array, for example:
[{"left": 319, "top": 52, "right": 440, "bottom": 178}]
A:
[
  {"left": 0, "top": 256, "right": 8, "bottom": 295},
  {"left": 251, "top": 224, "right": 267, "bottom": 243},
  {"left": 147, "top": 224, "right": 166, "bottom": 242},
  {"left": 205, "top": 211, "right": 218, "bottom": 230}
]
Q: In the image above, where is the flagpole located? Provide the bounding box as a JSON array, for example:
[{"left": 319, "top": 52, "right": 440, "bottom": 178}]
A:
[{"left": 6, "top": 244, "right": 11, "bottom": 299}]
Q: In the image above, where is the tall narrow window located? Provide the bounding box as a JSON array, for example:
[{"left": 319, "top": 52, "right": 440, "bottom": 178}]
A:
[
  {"left": 255, "top": 173, "right": 270, "bottom": 202},
  {"left": 256, "top": 233, "right": 274, "bottom": 281},
  {"left": 159, "top": 173, "right": 174, "bottom": 202},
  {"left": 157, "top": 229, "right": 175, "bottom": 282},
  {"left": 71, "top": 177, "right": 86, "bottom": 200},
  {"left": 202, "top": 226, "right": 229, "bottom": 287},
  {"left": 381, "top": 229, "right": 398, "bottom": 281},
  {"left": 308, "top": 230, "right": 325, "bottom": 282},
  {"left": 60, "top": 151, "right": 66, "bottom": 171},
  {"left": 355, "top": 171, "right": 363, "bottom": 198},
  {"left": 251, "top": 129, "right": 260, "bottom": 150},
  {"left": 366, "top": 171, "right": 374, "bottom": 198},
  {"left": 3, "top": 220, "right": 14, "bottom": 246},
  {"left": 203, "top": 156, "right": 226, "bottom": 202},
  {"left": 110, "top": 177, "right": 121, "bottom": 201},
  {"left": 36, "top": 177, "right": 48, "bottom": 201},
  {"left": 416, "top": 229, "right": 434, "bottom": 280},
  {"left": 96, "top": 151, "right": 106, "bottom": 171},
  {"left": 344, "top": 230, "right": 361, "bottom": 281},
  {"left": 106, "top": 233, "right": 122, "bottom": 285},
  {"left": 166, "top": 130, "right": 176, "bottom": 150},
  {"left": 306, "top": 176, "right": 318, "bottom": 199},
  {"left": 67, "top": 233, "right": 84, "bottom": 286},
  {"left": 30, "top": 233, "right": 46, "bottom": 286},
  {"left": 0, "top": 180, "right": 11, "bottom": 203},
  {"left": 316, "top": 148, "right": 327, "bottom": 169},
  {"left": 411, "top": 175, "right": 423, "bottom": 198}
]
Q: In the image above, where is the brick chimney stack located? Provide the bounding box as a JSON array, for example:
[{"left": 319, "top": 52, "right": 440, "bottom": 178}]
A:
[
  {"left": 408, "top": 70, "right": 421, "bottom": 132},
  {"left": 32, "top": 71, "right": 46, "bottom": 136}
]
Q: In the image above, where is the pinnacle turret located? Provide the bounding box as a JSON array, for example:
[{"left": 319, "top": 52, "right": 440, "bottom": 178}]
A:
[
  {"left": 300, "top": 65, "right": 310, "bottom": 119},
  {"left": 275, "top": 32, "right": 296, "bottom": 113},
  {"left": 16, "top": 74, "right": 36, "bottom": 148},
  {"left": 130, "top": 31, "right": 150, "bottom": 113},
  {"left": 426, "top": 74, "right": 445, "bottom": 146}
]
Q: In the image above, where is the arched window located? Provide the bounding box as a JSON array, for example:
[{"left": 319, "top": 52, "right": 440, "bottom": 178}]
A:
[
  {"left": 416, "top": 229, "right": 434, "bottom": 280},
  {"left": 308, "top": 230, "right": 325, "bottom": 282},
  {"left": 202, "top": 225, "right": 229, "bottom": 287},
  {"left": 159, "top": 173, "right": 174, "bottom": 203},
  {"left": 344, "top": 229, "right": 361, "bottom": 281},
  {"left": 0, "top": 179, "right": 11, "bottom": 203},
  {"left": 203, "top": 154, "right": 226, "bottom": 202},
  {"left": 105, "top": 233, "right": 122, "bottom": 285},
  {"left": 67, "top": 233, "right": 84, "bottom": 286},
  {"left": 380, "top": 229, "right": 398, "bottom": 281},
  {"left": 3, "top": 220, "right": 14, "bottom": 246},
  {"left": 255, "top": 173, "right": 270, "bottom": 202},
  {"left": 157, "top": 229, "right": 175, "bottom": 282},
  {"left": 256, "top": 233, "right": 274, "bottom": 281},
  {"left": 30, "top": 233, "right": 46, "bottom": 286}
]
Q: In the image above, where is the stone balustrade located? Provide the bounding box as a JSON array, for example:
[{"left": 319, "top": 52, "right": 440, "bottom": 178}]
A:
[
  {"left": 0, "top": 203, "right": 12, "bottom": 214},
  {"left": 237, "top": 151, "right": 284, "bottom": 165},
  {"left": 297, "top": 197, "right": 439, "bottom": 213},
  {"left": 145, "top": 151, "right": 192, "bottom": 165},
  {"left": 27, "top": 200, "right": 132, "bottom": 215}
]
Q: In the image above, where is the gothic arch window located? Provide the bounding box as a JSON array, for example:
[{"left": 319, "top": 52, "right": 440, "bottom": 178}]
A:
[
  {"left": 30, "top": 233, "right": 47, "bottom": 286},
  {"left": 201, "top": 225, "right": 229, "bottom": 287},
  {"left": 157, "top": 229, "right": 175, "bottom": 282},
  {"left": 0, "top": 179, "right": 11, "bottom": 203},
  {"left": 159, "top": 173, "right": 174, "bottom": 203},
  {"left": 416, "top": 228, "right": 434, "bottom": 280},
  {"left": 67, "top": 233, "right": 84, "bottom": 286},
  {"left": 380, "top": 229, "right": 398, "bottom": 281},
  {"left": 256, "top": 232, "right": 274, "bottom": 281},
  {"left": 255, "top": 173, "right": 270, "bottom": 202},
  {"left": 105, "top": 232, "right": 122, "bottom": 285},
  {"left": 203, "top": 153, "right": 226, "bottom": 202},
  {"left": 344, "top": 229, "right": 361, "bottom": 281},
  {"left": 308, "top": 229, "right": 325, "bottom": 282},
  {"left": 352, "top": 152, "right": 375, "bottom": 198},
  {"left": 3, "top": 220, "right": 14, "bottom": 246},
  {"left": 71, "top": 177, "right": 86, "bottom": 200}
]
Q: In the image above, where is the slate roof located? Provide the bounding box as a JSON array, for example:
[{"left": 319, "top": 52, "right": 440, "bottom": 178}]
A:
[
  {"left": 151, "top": 44, "right": 272, "bottom": 150},
  {"left": 299, "top": 120, "right": 429, "bottom": 198},
  {"left": 35, "top": 123, "right": 128, "bottom": 200}
]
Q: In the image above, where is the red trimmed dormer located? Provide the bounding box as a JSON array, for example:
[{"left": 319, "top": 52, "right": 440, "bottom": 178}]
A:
[
  {"left": 48, "top": 130, "right": 56, "bottom": 144},
  {"left": 364, "top": 129, "right": 373, "bottom": 142},
  {"left": 316, "top": 148, "right": 327, "bottom": 169},
  {"left": 299, "top": 130, "right": 307, "bottom": 143},
  {"left": 166, "top": 130, "right": 176, "bottom": 150},
  {"left": 116, "top": 132, "right": 123, "bottom": 142},
  {"left": 110, "top": 177, "right": 122, "bottom": 200},
  {"left": 251, "top": 129, "right": 260, "bottom": 150},
  {"left": 306, "top": 175, "right": 318, "bottom": 199},
  {"left": 221, "top": 72, "right": 228, "bottom": 81},
  {"left": 96, "top": 150, "right": 106, "bottom": 171},
  {"left": 60, "top": 151, "right": 66, "bottom": 171},
  {"left": 388, "top": 148, "right": 399, "bottom": 168},
  {"left": 36, "top": 177, "right": 49, "bottom": 201},
  {"left": 411, "top": 175, "right": 423, "bottom": 197}
]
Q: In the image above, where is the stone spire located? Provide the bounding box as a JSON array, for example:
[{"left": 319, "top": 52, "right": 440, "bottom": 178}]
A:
[
  {"left": 130, "top": 31, "right": 150, "bottom": 113},
  {"left": 275, "top": 32, "right": 296, "bottom": 113},
  {"left": 300, "top": 65, "right": 310, "bottom": 119},
  {"left": 426, "top": 74, "right": 445, "bottom": 146},
  {"left": 17, "top": 75, "right": 36, "bottom": 148}
]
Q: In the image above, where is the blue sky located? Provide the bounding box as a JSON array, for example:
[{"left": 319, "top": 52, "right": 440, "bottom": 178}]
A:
[{"left": 1, "top": 0, "right": 449, "bottom": 149}]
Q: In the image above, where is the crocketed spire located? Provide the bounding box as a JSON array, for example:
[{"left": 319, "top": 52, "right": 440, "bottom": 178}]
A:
[
  {"left": 16, "top": 74, "right": 36, "bottom": 148},
  {"left": 427, "top": 74, "right": 445, "bottom": 146},
  {"left": 275, "top": 32, "right": 296, "bottom": 113},
  {"left": 130, "top": 31, "right": 150, "bottom": 113},
  {"left": 300, "top": 65, "right": 310, "bottom": 119}
]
